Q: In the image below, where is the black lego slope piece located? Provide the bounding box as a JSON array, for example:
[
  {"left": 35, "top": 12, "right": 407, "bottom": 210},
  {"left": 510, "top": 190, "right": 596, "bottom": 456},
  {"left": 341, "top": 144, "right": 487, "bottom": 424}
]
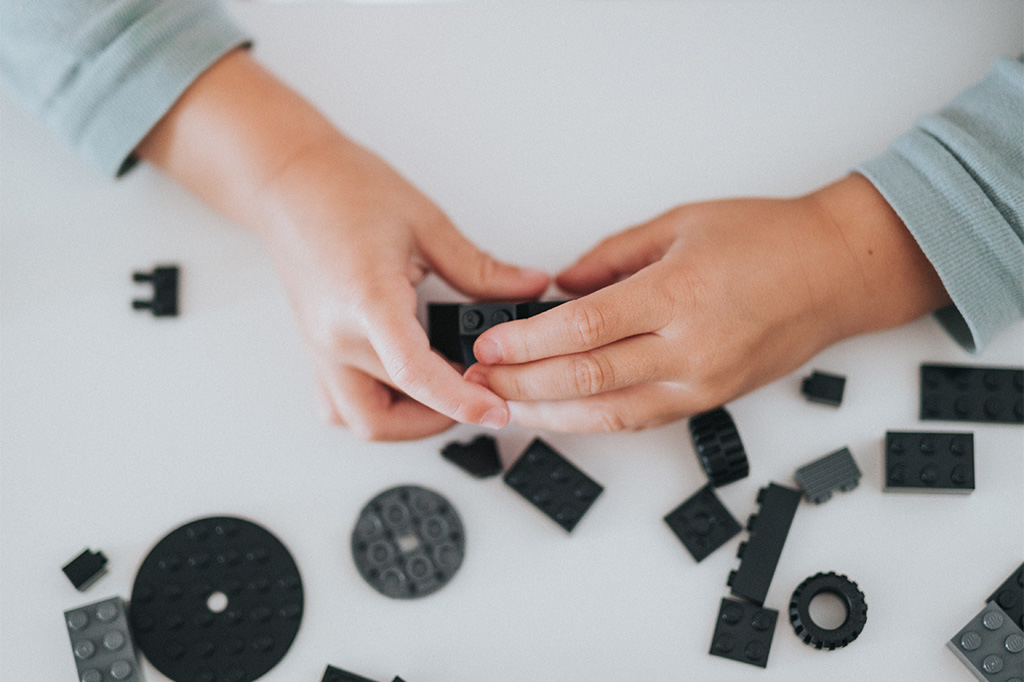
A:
[
  {"left": 801, "top": 370, "right": 846, "bottom": 407},
  {"left": 793, "top": 447, "right": 862, "bottom": 504},
  {"left": 920, "top": 363, "right": 1023, "bottom": 425},
  {"left": 132, "top": 265, "right": 179, "bottom": 317},
  {"left": 689, "top": 407, "right": 750, "bottom": 487},
  {"left": 988, "top": 563, "right": 1024, "bottom": 630},
  {"left": 441, "top": 434, "right": 502, "bottom": 478},
  {"left": 62, "top": 548, "right": 108, "bottom": 591},
  {"left": 727, "top": 483, "right": 801, "bottom": 607},
  {"left": 322, "top": 665, "right": 377, "bottom": 682},
  {"left": 427, "top": 301, "right": 566, "bottom": 366},
  {"left": 503, "top": 438, "right": 603, "bottom": 532},
  {"left": 883, "top": 431, "right": 974, "bottom": 493},
  {"left": 664, "top": 484, "right": 741, "bottom": 562},
  {"left": 709, "top": 597, "right": 778, "bottom": 668}
]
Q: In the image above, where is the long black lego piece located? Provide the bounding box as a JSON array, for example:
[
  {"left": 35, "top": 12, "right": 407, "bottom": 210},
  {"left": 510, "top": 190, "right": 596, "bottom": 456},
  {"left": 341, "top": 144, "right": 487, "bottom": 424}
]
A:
[{"left": 727, "top": 483, "right": 801, "bottom": 606}]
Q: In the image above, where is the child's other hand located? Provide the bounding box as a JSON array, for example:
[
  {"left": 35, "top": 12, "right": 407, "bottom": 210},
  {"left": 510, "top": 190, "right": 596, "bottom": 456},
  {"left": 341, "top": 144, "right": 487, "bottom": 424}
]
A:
[{"left": 464, "top": 175, "right": 949, "bottom": 433}]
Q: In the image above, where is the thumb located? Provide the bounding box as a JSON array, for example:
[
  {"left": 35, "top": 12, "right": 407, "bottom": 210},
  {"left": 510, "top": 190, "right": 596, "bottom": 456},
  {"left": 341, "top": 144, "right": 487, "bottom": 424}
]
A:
[
  {"left": 419, "top": 218, "right": 550, "bottom": 300},
  {"left": 557, "top": 218, "right": 675, "bottom": 295}
]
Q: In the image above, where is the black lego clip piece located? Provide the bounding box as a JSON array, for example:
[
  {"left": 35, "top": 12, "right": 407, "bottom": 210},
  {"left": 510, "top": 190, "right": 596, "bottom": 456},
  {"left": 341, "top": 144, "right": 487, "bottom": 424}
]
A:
[
  {"left": 132, "top": 265, "right": 179, "bottom": 317},
  {"left": 62, "top": 548, "right": 108, "bottom": 591}
]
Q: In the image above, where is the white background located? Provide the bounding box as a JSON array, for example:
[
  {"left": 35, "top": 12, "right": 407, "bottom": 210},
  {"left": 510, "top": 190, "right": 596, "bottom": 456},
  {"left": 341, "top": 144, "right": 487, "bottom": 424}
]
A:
[{"left": 2, "top": 2, "right": 1023, "bottom": 681}]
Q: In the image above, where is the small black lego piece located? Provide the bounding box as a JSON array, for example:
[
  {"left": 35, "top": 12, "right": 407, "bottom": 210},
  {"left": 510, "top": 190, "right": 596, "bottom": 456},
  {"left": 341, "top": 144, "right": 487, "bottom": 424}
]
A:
[
  {"left": 352, "top": 486, "right": 465, "bottom": 599},
  {"left": 920, "top": 363, "right": 1023, "bottom": 425},
  {"left": 788, "top": 572, "right": 868, "bottom": 650},
  {"left": 322, "top": 665, "right": 377, "bottom": 682},
  {"left": 689, "top": 407, "right": 750, "bottom": 487},
  {"left": 793, "top": 447, "right": 862, "bottom": 504},
  {"left": 883, "top": 431, "right": 975, "bottom": 493},
  {"left": 132, "top": 265, "right": 179, "bottom": 317},
  {"left": 427, "top": 300, "right": 566, "bottom": 366},
  {"left": 727, "top": 483, "right": 801, "bottom": 607},
  {"left": 441, "top": 434, "right": 502, "bottom": 478},
  {"left": 664, "top": 484, "right": 741, "bottom": 562},
  {"left": 709, "top": 597, "right": 778, "bottom": 668},
  {"left": 801, "top": 370, "right": 846, "bottom": 407},
  {"left": 503, "top": 438, "right": 603, "bottom": 533},
  {"left": 62, "top": 548, "right": 108, "bottom": 591},
  {"left": 988, "top": 563, "right": 1024, "bottom": 630}
]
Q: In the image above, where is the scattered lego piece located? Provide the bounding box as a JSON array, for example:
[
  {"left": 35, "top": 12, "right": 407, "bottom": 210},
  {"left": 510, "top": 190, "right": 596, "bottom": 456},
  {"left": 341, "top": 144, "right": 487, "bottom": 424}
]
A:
[
  {"left": 132, "top": 265, "right": 179, "bottom": 317},
  {"left": 427, "top": 301, "right": 566, "bottom": 366},
  {"left": 788, "top": 572, "right": 868, "bottom": 650},
  {"left": 503, "top": 438, "right": 603, "bottom": 533},
  {"left": 921, "top": 363, "right": 1024, "bottom": 425},
  {"left": 62, "top": 548, "right": 108, "bottom": 591},
  {"left": 689, "top": 407, "right": 750, "bottom": 487},
  {"left": 65, "top": 596, "right": 146, "bottom": 682},
  {"left": 793, "top": 447, "right": 862, "bottom": 504},
  {"left": 664, "top": 484, "right": 741, "bottom": 562},
  {"left": 801, "top": 370, "right": 846, "bottom": 407},
  {"left": 322, "top": 665, "right": 377, "bottom": 682},
  {"left": 728, "top": 483, "right": 801, "bottom": 606},
  {"left": 709, "top": 597, "right": 778, "bottom": 668},
  {"left": 441, "top": 434, "right": 502, "bottom": 478},
  {"left": 989, "top": 564, "right": 1024, "bottom": 630},
  {"left": 130, "top": 516, "right": 304, "bottom": 682},
  {"left": 948, "top": 602, "right": 1024, "bottom": 682},
  {"left": 352, "top": 486, "right": 465, "bottom": 599},
  {"left": 884, "top": 431, "right": 975, "bottom": 493}
]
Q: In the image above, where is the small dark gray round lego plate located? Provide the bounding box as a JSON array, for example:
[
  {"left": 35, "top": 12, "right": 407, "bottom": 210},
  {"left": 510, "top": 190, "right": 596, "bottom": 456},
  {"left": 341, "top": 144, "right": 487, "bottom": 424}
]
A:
[
  {"left": 130, "top": 516, "right": 303, "bottom": 682},
  {"left": 351, "top": 485, "right": 465, "bottom": 599}
]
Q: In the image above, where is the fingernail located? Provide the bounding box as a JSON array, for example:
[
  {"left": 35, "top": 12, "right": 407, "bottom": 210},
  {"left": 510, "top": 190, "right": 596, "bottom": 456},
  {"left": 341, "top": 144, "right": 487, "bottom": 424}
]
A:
[
  {"left": 480, "top": 406, "right": 509, "bottom": 430},
  {"left": 474, "top": 338, "right": 502, "bottom": 364}
]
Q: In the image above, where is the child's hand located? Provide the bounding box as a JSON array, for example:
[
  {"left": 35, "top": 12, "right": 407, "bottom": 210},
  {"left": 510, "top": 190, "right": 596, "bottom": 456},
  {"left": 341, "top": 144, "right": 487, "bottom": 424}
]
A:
[{"left": 464, "top": 175, "right": 950, "bottom": 432}]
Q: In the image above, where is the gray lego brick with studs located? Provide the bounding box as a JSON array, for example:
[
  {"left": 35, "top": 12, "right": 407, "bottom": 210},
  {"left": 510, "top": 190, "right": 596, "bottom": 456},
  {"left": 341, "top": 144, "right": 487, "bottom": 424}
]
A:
[
  {"left": 64, "top": 596, "right": 146, "bottom": 682},
  {"left": 948, "top": 602, "right": 1024, "bottom": 682}
]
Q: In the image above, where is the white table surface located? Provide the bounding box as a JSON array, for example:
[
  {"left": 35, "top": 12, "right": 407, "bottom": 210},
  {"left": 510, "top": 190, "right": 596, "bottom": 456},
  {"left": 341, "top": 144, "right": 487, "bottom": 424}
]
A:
[{"left": 2, "top": 2, "right": 1023, "bottom": 681}]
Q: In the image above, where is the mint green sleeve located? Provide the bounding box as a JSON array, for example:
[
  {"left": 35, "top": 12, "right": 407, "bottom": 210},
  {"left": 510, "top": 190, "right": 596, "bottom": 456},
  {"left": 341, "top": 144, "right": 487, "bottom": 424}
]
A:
[
  {"left": 0, "top": 0, "right": 251, "bottom": 176},
  {"left": 857, "top": 56, "right": 1024, "bottom": 353}
]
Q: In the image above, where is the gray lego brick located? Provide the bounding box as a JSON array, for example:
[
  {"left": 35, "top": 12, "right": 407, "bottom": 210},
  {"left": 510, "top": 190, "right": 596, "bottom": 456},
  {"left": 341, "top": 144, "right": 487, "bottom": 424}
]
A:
[
  {"left": 948, "top": 602, "right": 1024, "bottom": 682},
  {"left": 64, "top": 596, "right": 146, "bottom": 682},
  {"left": 793, "top": 447, "right": 862, "bottom": 504}
]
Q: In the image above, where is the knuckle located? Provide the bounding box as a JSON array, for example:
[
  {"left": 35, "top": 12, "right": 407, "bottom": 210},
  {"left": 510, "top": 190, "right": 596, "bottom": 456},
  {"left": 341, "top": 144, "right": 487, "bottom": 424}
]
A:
[
  {"left": 593, "top": 405, "right": 628, "bottom": 433},
  {"left": 568, "top": 303, "right": 609, "bottom": 347},
  {"left": 570, "top": 353, "right": 613, "bottom": 396},
  {"left": 473, "top": 252, "right": 503, "bottom": 288}
]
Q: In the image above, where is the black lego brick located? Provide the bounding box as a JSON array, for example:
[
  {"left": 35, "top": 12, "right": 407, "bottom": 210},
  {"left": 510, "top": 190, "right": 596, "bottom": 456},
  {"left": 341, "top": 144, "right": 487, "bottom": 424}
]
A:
[
  {"left": 322, "top": 665, "right": 377, "bottom": 682},
  {"left": 884, "top": 431, "right": 975, "bottom": 493},
  {"left": 801, "top": 370, "right": 846, "bottom": 407},
  {"left": 921, "top": 363, "right": 1023, "bottom": 425},
  {"left": 727, "top": 483, "right": 801, "bottom": 606},
  {"left": 132, "top": 265, "right": 179, "bottom": 317},
  {"left": 426, "top": 303, "right": 461, "bottom": 363},
  {"left": 62, "top": 548, "right": 108, "bottom": 591},
  {"left": 689, "top": 407, "right": 750, "bottom": 487},
  {"left": 709, "top": 597, "right": 778, "bottom": 668},
  {"left": 427, "top": 300, "right": 566, "bottom": 366},
  {"left": 664, "top": 484, "right": 741, "bottom": 562},
  {"left": 793, "top": 447, "right": 862, "bottom": 504},
  {"left": 989, "top": 563, "right": 1024, "bottom": 630},
  {"left": 441, "top": 434, "right": 502, "bottom": 478},
  {"left": 503, "top": 438, "right": 603, "bottom": 532}
]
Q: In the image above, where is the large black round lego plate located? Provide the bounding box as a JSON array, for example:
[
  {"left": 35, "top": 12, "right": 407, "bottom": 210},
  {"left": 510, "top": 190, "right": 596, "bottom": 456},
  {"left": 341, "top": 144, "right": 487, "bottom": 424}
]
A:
[{"left": 130, "top": 516, "right": 304, "bottom": 682}]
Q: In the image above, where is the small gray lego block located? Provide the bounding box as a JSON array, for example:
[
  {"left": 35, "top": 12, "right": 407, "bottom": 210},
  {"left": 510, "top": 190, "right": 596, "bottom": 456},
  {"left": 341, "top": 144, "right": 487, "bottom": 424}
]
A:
[
  {"left": 948, "top": 602, "right": 1024, "bottom": 682},
  {"left": 64, "top": 596, "right": 146, "bottom": 682},
  {"left": 793, "top": 447, "right": 862, "bottom": 504}
]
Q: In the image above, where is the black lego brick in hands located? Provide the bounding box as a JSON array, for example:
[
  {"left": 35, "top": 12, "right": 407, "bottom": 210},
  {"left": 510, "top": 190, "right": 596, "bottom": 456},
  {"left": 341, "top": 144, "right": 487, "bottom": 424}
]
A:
[
  {"left": 62, "top": 548, "right": 108, "bottom": 591},
  {"left": 793, "top": 447, "right": 862, "bottom": 504},
  {"left": 441, "top": 434, "right": 502, "bottom": 478},
  {"left": 503, "top": 438, "right": 603, "bottom": 532},
  {"left": 709, "top": 597, "right": 778, "bottom": 668},
  {"left": 727, "top": 483, "right": 801, "bottom": 607},
  {"left": 947, "top": 602, "right": 1024, "bottom": 682},
  {"left": 884, "top": 431, "right": 975, "bottom": 493},
  {"left": 664, "top": 484, "right": 741, "bottom": 562},
  {"left": 689, "top": 407, "right": 750, "bottom": 487},
  {"left": 989, "top": 563, "right": 1024, "bottom": 630},
  {"left": 427, "top": 300, "right": 567, "bottom": 366},
  {"left": 322, "top": 665, "right": 378, "bottom": 682},
  {"left": 132, "top": 265, "right": 179, "bottom": 316},
  {"left": 921, "top": 363, "right": 1024, "bottom": 425},
  {"left": 801, "top": 370, "right": 846, "bottom": 407}
]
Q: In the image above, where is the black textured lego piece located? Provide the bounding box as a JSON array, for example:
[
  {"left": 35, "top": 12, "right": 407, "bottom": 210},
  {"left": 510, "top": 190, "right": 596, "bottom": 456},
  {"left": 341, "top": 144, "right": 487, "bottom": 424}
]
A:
[
  {"left": 62, "top": 548, "right": 108, "bottom": 591},
  {"left": 921, "top": 363, "right": 1023, "bottom": 425},
  {"left": 801, "top": 370, "right": 846, "bottom": 407},
  {"left": 441, "top": 434, "right": 502, "bottom": 478},
  {"left": 709, "top": 597, "right": 778, "bottom": 668},
  {"left": 664, "top": 484, "right": 741, "bottom": 562},
  {"left": 130, "top": 516, "right": 304, "bottom": 682},
  {"left": 322, "top": 665, "right": 377, "bottom": 682},
  {"left": 793, "top": 447, "right": 862, "bottom": 504},
  {"left": 132, "top": 265, "right": 179, "bottom": 317},
  {"left": 947, "top": 602, "right": 1024, "bottom": 682},
  {"left": 503, "top": 438, "right": 603, "bottom": 533},
  {"left": 883, "top": 431, "right": 975, "bottom": 493},
  {"left": 727, "top": 483, "right": 801, "bottom": 606},
  {"left": 989, "top": 564, "right": 1024, "bottom": 630},
  {"left": 789, "top": 572, "right": 868, "bottom": 650},
  {"left": 689, "top": 407, "right": 750, "bottom": 487},
  {"left": 427, "top": 300, "right": 567, "bottom": 366},
  {"left": 352, "top": 486, "right": 465, "bottom": 599}
]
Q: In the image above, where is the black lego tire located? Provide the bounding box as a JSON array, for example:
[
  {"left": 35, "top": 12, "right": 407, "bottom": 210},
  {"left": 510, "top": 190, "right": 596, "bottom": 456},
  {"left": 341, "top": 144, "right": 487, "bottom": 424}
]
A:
[
  {"left": 689, "top": 407, "right": 750, "bottom": 487},
  {"left": 789, "top": 571, "right": 868, "bottom": 650}
]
